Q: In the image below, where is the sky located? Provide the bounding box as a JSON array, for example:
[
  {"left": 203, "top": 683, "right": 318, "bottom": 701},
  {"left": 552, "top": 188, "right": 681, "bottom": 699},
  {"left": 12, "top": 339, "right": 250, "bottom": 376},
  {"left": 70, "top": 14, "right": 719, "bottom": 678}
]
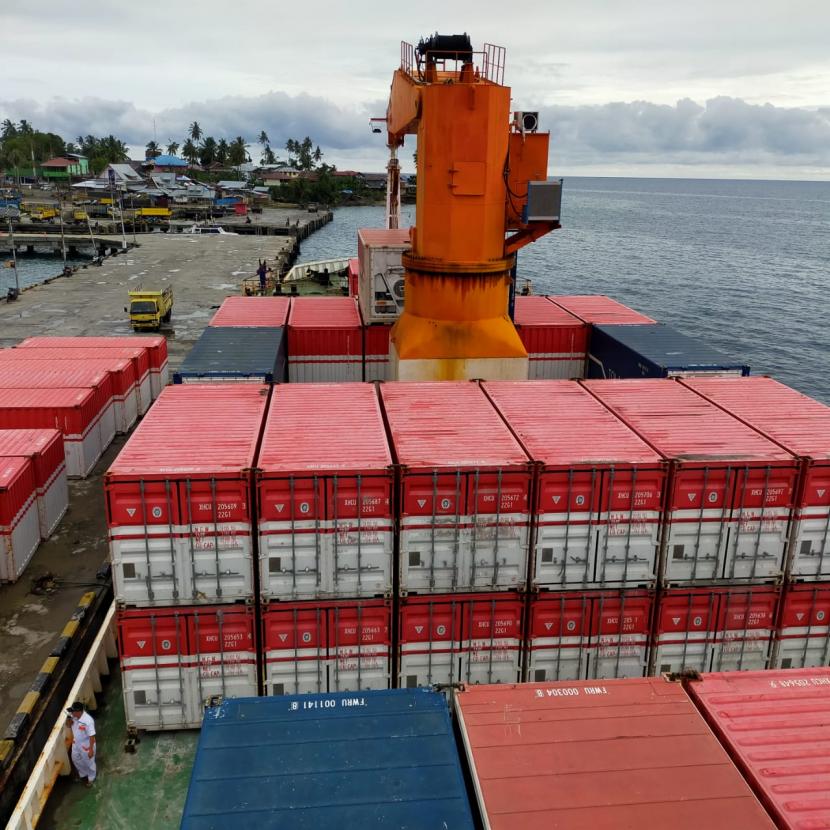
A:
[{"left": 2, "top": 0, "right": 830, "bottom": 179}]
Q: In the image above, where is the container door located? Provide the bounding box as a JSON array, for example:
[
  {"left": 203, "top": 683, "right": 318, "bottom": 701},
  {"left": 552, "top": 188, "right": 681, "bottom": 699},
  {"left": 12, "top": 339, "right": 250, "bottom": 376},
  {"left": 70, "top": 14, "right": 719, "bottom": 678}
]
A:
[
  {"left": 328, "top": 602, "right": 391, "bottom": 692},
  {"left": 261, "top": 605, "right": 326, "bottom": 696},
  {"left": 460, "top": 596, "right": 523, "bottom": 686},
  {"left": 41, "top": 465, "right": 69, "bottom": 539},
  {"left": 526, "top": 594, "right": 591, "bottom": 682},
  {"left": 588, "top": 592, "right": 651, "bottom": 679},
  {"left": 789, "top": 466, "right": 830, "bottom": 579},
  {"left": 775, "top": 586, "right": 830, "bottom": 669},
  {"left": 712, "top": 589, "right": 777, "bottom": 672},
  {"left": 398, "top": 598, "right": 462, "bottom": 688},
  {"left": 258, "top": 476, "right": 324, "bottom": 599},
  {"left": 652, "top": 591, "right": 718, "bottom": 675}
]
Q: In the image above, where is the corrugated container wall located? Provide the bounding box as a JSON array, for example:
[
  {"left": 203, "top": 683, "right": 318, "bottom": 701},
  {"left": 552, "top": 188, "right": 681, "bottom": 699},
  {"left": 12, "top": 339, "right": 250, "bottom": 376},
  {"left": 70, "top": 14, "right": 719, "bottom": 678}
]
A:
[
  {"left": 256, "top": 384, "right": 393, "bottom": 601},
  {"left": 105, "top": 384, "right": 269, "bottom": 606},
  {"left": 363, "top": 324, "right": 391, "bottom": 382},
  {"left": 484, "top": 381, "right": 666, "bottom": 589},
  {"left": 380, "top": 382, "right": 532, "bottom": 594},
  {"left": 512, "top": 296, "right": 588, "bottom": 379},
  {"left": 173, "top": 326, "right": 287, "bottom": 384},
  {"left": 583, "top": 379, "right": 799, "bottom": 585},
  {"left": 682, "top": 376, "right": 830, "bottom": 581},
  {"left": 181, "top": 690, "right": 476, "bottom": 830},
  {"left": 357, "top": 227, "right": 410, "bottom": 324},
  {"left": 547, "top": 294, "right": 656, "bottom": 325},
  {"left": 686, "top": 669, "right": 830, "bottom": 830},
  {"left": 586, "top": 323, "right": 750, "bottom": 379},
  {"left": 774, "top": 583, "right": 830, "bottom": 669},
  {"left": 287, "top": 297, "right": 362, "bottom": 382},
  {"left": 208, "top": 296, "right": 290, "bottom": 328},
  {"left": 455, "top": 679, "right": 776, "bottom": 830},
  {"left": 0, "top": 456, "right": 40, "bottom": 583}
]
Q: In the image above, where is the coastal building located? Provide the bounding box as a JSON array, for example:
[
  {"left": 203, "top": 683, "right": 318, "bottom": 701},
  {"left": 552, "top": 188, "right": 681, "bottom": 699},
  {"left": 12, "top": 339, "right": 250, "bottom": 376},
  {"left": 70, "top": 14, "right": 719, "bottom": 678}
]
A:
[
  {"left": 142, "top": 154, "right": 189, "bottom": 173},
  {"left": 40, "top": 154, "right": 90, "bottom": 182}
]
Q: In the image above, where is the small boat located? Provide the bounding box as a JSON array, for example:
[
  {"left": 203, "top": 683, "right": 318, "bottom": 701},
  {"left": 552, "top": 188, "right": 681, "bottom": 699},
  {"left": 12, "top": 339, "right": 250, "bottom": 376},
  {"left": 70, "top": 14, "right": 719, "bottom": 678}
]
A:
[{"left": 182, "top": 224, "right": 238, "bottom": 235}]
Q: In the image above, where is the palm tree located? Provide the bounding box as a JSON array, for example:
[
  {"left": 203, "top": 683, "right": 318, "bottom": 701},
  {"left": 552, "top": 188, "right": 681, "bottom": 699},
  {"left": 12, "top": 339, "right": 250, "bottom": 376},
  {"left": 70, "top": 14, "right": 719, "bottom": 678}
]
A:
[
  {"left": 189, "top": 121, "right": 203, "bottom": 142},
  {"left": 102, "top": 135, "right": 129, "bottom": 162},
  {"left": 228, "top": 136, "right": 248, "bottom": 169},
  {"left": 216, "top": 138, "right": 229, "bottom": 166},
  {"left": 262, "top": 145, "right": 276, "bottom": 165},
  {"left": 166, "top": 140, "right": 180, "bottom": 156},
  {"left": 258, "top": 130, "right": 269, "bottom": 146},
  {"left": 145, "top": 140, "right": 161, "bottom": 159},
  {"left": 1, "top": 119, "right": 16, "bottom": 139},
  {"left": 181, "top": 138, "right": 199, "bottom": 165},
  {"left": 199, "top": 136, "right": 218, "bottom": 166}
]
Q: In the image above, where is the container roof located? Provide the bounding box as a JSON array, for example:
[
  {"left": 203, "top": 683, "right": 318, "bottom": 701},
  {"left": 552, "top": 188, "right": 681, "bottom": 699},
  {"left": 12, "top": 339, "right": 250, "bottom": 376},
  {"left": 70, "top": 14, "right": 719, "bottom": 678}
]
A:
[
  {"left": 357, "top": 228, "right": 411, "bottom": 246},
  {"left": 380, "top": 382, "right": 529, "bottom": 469},
  {"left": 513, "top": 296, "right": 586, "bottom": 328},
  {"left": 288, "top": 297, "right": 361, "bottom": 328},
  {"left": 484, "top": 381, "right": 662, "bottom": 466},
  {"left": 176, "top": 327, "right": 285, "bottom": 379},
  {"left": 549, "top": 295, "right": 656, "bottom": 324},
  {"left": 259, "top": 384, "right": 392, "bottom": 473},
  {"left": 209, "top": 296, "right": 290, "bottom": 328},
  {"left": 583, "top": 379, "right": 795, "bottom": 462},
  {"left": 0, "top": 456, "right": 31, "bottom": 490},
  {"left": 181, "top": 689, "right": 476, "bottom": 830},
  {"left": 0, "top": 363, "right": 110, "bottom": 389},
  {"left": 0, "top": 387, "right": 94, "bottom": 408},
  {"left": 0, "top": 428, "right": 62, "bottom": 456},
  {"left": 682, "top": 376, "right": 830, "bottom": 460}
]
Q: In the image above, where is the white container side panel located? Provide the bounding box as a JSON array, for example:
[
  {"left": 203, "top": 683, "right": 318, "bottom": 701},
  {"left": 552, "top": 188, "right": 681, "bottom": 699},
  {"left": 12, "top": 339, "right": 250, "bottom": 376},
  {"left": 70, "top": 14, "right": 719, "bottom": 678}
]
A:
[
  {"left": 123, "top": 388, "right": 139, "bottom": 432},
  {"left": 726, "top": 507, "right": 790, "bottom": 581},
  {"left": 112, "top": 398, "right": 128, "bottom": 435},
  {"left": 64, "top": 427, "right": 103, "bottom": 479},
  {"left": 328, "top": 523, "right": 394, "bottom": 598},
  {"left": 329, "top": 648, "right": 391, "bottom": 692},
  {"left": 400, "top": 521, "right": 465, "bottom": 593},
  {"left": 527, "top": 356, "right": 585, "bottom": 381},
  {"left": 467, "top": 517, "right": 529, "bottom": 592},
  {"left": 122, "top": 663, "right": 191, "bottom": 731},
  {"left": 98, "top": 403, "right": 116, "bottom": 452},
  {"left": 594, "top": 515, "right": 660, "bottom": 587},
  {"left": 190, "top": 657, "right": 258, "bottom": 717},
  {"left": 710, "top": 631, "right": 773, "bottom": 672},
  {"left": 525, "top": 638, "right": 587, "bottom": 682},
  {"left": 662, "top": 512, "right": 728, "bottom": 583},
  {"left": 651, "top": 638, "right": 713, "bottom": 675},
  {"left": 364, "top": 360, "right": 390, "bottom": 382},
  {"left": 1, "top": 498, "right": 41, "bottom": 583},
  {"left": 111, "top": 533, "right": 183, "bottom": 605},
  {"left": 587, "top": 636, "right": 649, "bottom": 679},
  {"left": 136, "top": 374, "right": 152, "bottom": 415},
  {"left": 39, "top": 467, "right": 69, "bottom": 539},
  {"left": 461, "top": 643, "right": 522, "bottom": 686},
  {"left": 183, "top": 527, "right": 254, "bottom": 604},
  {"left": 259, "top": 522, "right": 324, "bottom": 601},
  {"left": 788, "top": 511, "right": 830, "bottom": 579},
  {"left": 150, "top": 362, "right": 169, "bottom": 399},
  {"left": 264, "top": 651, "right": 327, "bottom": 696},
  {"left": 533, "top": 516, "right": 594, "bottom": 589},
  {"left": 399, "top": 644, "right": 460, "bottom": 688},
  {"left": 774, "top": 630, "right": 830, "bottom": 669},
  {"left": 288, "top": 358, "right": 362, "bottom": 384}
]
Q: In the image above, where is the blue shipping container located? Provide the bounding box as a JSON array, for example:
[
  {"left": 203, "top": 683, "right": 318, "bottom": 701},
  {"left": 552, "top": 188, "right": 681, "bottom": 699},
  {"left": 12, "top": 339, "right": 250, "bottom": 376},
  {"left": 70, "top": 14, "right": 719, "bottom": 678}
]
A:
[
  {"left": 587, "top": 323, "right": 750, "bottom": 379},
  {"left": 174, "top": 326, "right": 286, "bottom": 383},
  {"left": 180, "top": 689, "right": 476, "bottom": 830}
]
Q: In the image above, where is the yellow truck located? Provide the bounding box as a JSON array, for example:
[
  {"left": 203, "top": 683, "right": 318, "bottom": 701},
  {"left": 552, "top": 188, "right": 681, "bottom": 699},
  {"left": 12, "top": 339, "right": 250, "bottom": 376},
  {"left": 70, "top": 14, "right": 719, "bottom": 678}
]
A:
[
  {"left": 135, "top": 207, "right": 172, "bottom": 219},
  {"left": 127, "top": 287, "right": 173, "bottom": 330}
]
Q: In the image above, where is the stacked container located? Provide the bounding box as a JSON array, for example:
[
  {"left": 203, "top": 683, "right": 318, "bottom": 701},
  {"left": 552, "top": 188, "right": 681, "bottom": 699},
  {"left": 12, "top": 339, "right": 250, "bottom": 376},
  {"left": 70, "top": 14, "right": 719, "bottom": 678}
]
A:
[
  {"left": 548, "top": 294, "right": 656, "bottom": 325},
  {"left": 381, "top": 382, "right": 532, "bottom": 688},
  {"left": 257, "top": 384, "right": 394, "bottom": 695},
  {"left": 208, "top": 296, "right": 290, "bottom": 329},
  {"left": 109, "top": 385, "right": 268, "bottom": 729},
  {"left": 363, "top": 323, "right": 392, "bottom": 382},
  {"left": 357, "top": 228, "right": 410, "bottom": 324},
  {"left": 512, "top": 296, "right": 588, "bottom": 379},
  {"left": 0, "top": 456, "right": 40, "bottom": 583},
  {"left": 287, "top": 297, "right": 363, "bottom": 382}
]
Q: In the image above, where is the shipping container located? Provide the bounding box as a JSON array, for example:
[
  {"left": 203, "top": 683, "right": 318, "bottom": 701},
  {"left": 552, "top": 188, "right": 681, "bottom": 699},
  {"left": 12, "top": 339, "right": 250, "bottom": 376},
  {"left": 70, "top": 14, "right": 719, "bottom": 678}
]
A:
[
  {"left": 652, "top": 586, "right": 779, "bottom": 674},
  {"left": 257, "top": 384, "right": 393, "bottom": 600},
  {"left": 357, "top": 227, "right": 410, "bottom": 324},
  {"left": 18, "top": 335, "right": 168, "bottom": 400},
  {"left": 485, "top": 381, "right": 666, "bottom": 589},
  {"left": 0, "top": 387, "right": 107, "bottom": 478},
  {"left": 683, "top": 376, "right": 830, "bottom": 580},
  {"left": 118, "top": 604, "right": 257, "bottom": 731},
  {"left": 380, "top": 382, "right": 532, "bottom": 593},
  {"left": 587, "top": 323, "right": 750, "bottom": 379},
  {"left": 455, "top": 678, "right": 776, "bottom": 830},
  {"left": 181, "top": 689, "right": 476, "bottom": 830},
  {"left": 547, "top": 294, "right": 656, "bottom": 325},
  {"left": 398, "top": 592, "right": 524, "bottom": 688},
  {"left": 363, "top": 323, "right": 391, "bottom": 381},
  {"left": 287, "top": 297, "right": 362, "bottom": 382},
  {"left": 347, "top": 256, "right": 359, "bottom": 297},
  {"left": 208, "top": 295, "right": 290, "bottom": 328},
  {"left": 0, "top": 456, "right": 40, "bottom": 582},
  {"left": 261, "top": 599, "right": 391, "bottom": 695},
  {"left": 0, "top": 352, "right": 138, "bottom": 433},
  {"left": 13, "top": 343, "right": 152, "bottom": 416},
  {"left": 512, "top": 296, "right": 588, "bottom": 379},
  {"left": 106, "top": 385, "right": 268, "bottom": 606},
  {"left": 527, "top": 590, "right": 653, "bottom": 682},
  {"left": 0, "top": 363, "right": 116, "bottom": 452},
  {"left": 686, "top": 669, "right": 830, "bottom": 830},
  {"left": 0, "top": 429, "right": 67, "bottom": 539},
  {"left": 774, "top": 583, "right": 830, "bottom": 668},
  {"left": 584, "top": 379, "right": 798, "bottom": 585},
  {"left": 173, "top": 326, "right": 287, "bottom": 384}
]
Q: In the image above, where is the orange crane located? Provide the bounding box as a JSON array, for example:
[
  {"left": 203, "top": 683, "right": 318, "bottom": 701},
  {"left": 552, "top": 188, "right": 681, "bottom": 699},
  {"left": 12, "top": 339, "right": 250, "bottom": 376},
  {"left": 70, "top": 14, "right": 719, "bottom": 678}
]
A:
[{"left": 385, "top": 33, "right": 561, "bottom": 380}]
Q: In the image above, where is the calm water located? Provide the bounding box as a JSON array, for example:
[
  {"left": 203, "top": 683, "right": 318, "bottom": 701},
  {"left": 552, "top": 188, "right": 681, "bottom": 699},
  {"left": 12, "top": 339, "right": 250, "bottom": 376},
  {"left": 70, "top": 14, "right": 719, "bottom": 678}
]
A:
[
  {"left": 1, "top": 255, "right": 89, "bottom": 293},
  {"left": 297, "top": 179, "right": 830, "bottom": 402}
]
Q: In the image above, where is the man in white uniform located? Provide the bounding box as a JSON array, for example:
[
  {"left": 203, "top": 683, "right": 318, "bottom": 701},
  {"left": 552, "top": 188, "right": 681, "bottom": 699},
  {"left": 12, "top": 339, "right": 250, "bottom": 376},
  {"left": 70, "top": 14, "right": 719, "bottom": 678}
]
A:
[{"left": 66, "top": 701, "right": 97, "bottom": 786}]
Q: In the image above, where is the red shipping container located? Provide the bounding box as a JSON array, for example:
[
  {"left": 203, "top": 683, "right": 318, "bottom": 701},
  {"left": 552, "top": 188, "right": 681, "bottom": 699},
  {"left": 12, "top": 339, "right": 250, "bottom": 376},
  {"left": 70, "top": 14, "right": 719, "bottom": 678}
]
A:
[
  {"left": 209, "top": 296, "right": 291, "bottom": 328},
  {"left": 287, "top": 297, "right": 362, "bottom": 382},
  {"left": 455, "top": 678, "right": 776, "bottom": 830},
  {"left": 687, "top": 669, "right": 830, "bottom": 830},
  {"left": 106, "top": 384, "right": 268, "bottom": 607},
  {"left": 652, "top": 586, "right": 779, "bottom": 675},
  {"left": 261, "top": 599, "right": 391, "bottom": 696},
  {"left": 257, "top": 384, "right": 393, "bottom": 600},
  {"left": 381, "top": 382, "right": 532, "bottom": 593},
  {"left": 512, "top": 296, "right": 588, "bottom": 380},
  {"left": 0, "top": 429, "right": 67, "bottom": 539},
  {"left": 774, "top": 583, "right": 830, "bottom": 669},
  {"left": 347, "top": 257, "right": 359, "bottom": 298},
  {"left": 15, "top": 343, "right": 153, "bottom": 416},
  {"left": 0, "top": 352, "right": 138, "bottom": 434},
  {"left": 397, "top": 593, "right": 524, "bottom": 688},
  {"left": 683, "top": 376, "right": 830, "bottom": 581},
  {"left": 584, "top": 379, "right": 799, "bottom": 585},
  {"left": 485, "top": 381, "right": 666, "bottom": 589},
  {"left": 19, "top": 335, "right": 169, "bottom": 399},
  {"left": 0, "top": 387, "right": 108, "bottom": 478},
  {"left": 0, "top": 456, "right": 40, "bottom": 582},
  {"left": 363, "top": 323, "right": 391, "bottom": 382},
  {"left": 118, "top": 604, "right": 256, "bottom": 731},
  {"left": 548, "top": 294, "right": 656, "bottom": 324},
  {"left": 527, "top": 590, "right": 653, "bottom": 683}
]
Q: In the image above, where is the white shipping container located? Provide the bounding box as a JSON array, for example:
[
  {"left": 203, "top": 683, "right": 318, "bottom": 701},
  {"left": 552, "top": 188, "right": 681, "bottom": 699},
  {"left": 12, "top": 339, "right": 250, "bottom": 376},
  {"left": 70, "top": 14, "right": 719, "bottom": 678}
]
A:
[{"left": 357, "top": 228, "right": 410, "bottom": 324}]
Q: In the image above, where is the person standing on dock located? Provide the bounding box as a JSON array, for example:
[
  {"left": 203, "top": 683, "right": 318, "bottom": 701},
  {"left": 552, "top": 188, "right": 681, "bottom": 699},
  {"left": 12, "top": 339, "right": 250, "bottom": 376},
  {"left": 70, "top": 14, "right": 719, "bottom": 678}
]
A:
[
  {"left": 256, "top": 260, "right": 271, "bottom": 295},
  {"left": 66, "top": 701, "right": 97, "bottom": 787}
]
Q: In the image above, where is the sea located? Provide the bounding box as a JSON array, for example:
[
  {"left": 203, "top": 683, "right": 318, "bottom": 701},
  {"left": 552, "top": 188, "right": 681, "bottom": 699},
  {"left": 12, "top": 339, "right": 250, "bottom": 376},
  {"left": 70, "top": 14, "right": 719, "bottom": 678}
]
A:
[
  {"left": 297, "top": 178, "right": 830, "bottom": 403},
  {"left": 1, "top": 255, "right": 90, "bottom": 293}
]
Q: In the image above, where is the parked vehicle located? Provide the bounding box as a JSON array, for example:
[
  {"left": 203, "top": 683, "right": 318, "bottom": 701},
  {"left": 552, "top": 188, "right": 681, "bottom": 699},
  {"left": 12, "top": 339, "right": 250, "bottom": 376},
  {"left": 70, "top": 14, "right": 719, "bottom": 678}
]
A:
[{"left": 126, "top": 287, "right": 173, "bottom": 330}]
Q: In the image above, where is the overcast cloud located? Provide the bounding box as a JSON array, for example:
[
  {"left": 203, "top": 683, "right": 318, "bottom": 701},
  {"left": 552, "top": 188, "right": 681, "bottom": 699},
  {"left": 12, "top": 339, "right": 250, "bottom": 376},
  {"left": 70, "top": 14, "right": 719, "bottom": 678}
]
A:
[{"left": 2, "top": 0, "right": 829, "bottom": 178}]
